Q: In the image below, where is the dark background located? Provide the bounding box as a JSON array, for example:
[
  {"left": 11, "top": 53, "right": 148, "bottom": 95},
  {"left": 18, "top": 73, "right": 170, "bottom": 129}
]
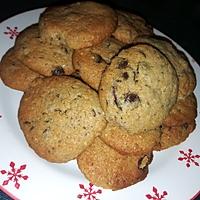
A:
[{"left": 0, "top": 0, "right": 199, "bottom": 199}]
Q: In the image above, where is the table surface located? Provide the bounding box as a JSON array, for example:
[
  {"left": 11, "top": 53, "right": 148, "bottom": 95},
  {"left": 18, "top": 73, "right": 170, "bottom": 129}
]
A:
[{"left": 0, "top": 0, "right": 199, "bottom": 199}]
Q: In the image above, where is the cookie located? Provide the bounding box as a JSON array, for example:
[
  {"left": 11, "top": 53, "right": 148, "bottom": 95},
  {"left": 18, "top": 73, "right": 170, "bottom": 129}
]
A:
[
  {"left": 77, "top": 137, "right": 152, "bottom": 190},
  {"left": 14, "top": 24, "right": 74, "bottom": 76},
  {"left": 15, "top": 23, "right": 39, "bottom": 46},
  {"left": 156, "top": 120, "right": 196, "bottom": 150},
  {"left": 163, "top": 93, "right": 197, "bottom": 127},
  {"left": 100, "top": 122, "right": 160, "bottom": 155},
  {"left": 99, "top": 44, "right": 178, "bottom": 133},
  {"left": 112, "top": 10, "right": 153, "bottom": 44},
  {"left": 0, "top": 47, "right": 43, "bottom": 91},
  {"left": 39, "top": 1, "right": 118, "bottom": 49},
  {"left": 133, "top": 35, "right": 196, "bottom": 99},
  {"left": 18, "top": 76, "right": 106, "bottom": 163},
  {"left": 73, "top": 37, "right": 124, "bottom": 90}
]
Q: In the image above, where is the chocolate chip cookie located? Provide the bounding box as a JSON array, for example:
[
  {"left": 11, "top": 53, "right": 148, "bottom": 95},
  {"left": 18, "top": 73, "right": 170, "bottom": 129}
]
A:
[
  {"left": 99, "top": 44, "right": 178, "bottom": 133},
  {"left": 77, "top": 137, "right": 152, "bottom": 190},
  {"left": 18, "top": 76, "right": 106, "bottom": 163},
  {"left": 39, "top": 1, "right": 118, "bottom": 49}
]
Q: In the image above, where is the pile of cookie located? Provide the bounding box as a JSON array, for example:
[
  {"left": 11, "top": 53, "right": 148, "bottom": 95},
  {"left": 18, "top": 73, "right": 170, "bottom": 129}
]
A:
[{"left": 0, "top": 1, "right": 197, "bottom": 190}]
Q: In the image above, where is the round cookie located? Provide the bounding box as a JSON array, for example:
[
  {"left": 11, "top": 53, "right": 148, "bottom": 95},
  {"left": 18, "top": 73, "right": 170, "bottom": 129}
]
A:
[
  {"left": 99, "top": 44, "right": 178, "bottom": 133},
  {"left": 112, "top": 10, "right": 153, "bottom": 44},
  {"left": 39, "top": 1, "right": 118, "bottom": 49},
  {"left": 18, "top": 76, "right": 106, "bottom": 163},
  {"left": 100, "top": 122, "right": 160, "bottom": 155},
  {"left": 73, "top": 37, "right": 124, "bottom": 90},
  {"left": 0, "top": 47, "right": 43, "bottom": 91},
  {"left": 163, "top": 93, "right": 197, "bottom": 127},
  {"left": 133, "top": 35, "right": 196, "bottom": 99},
  {"left": 156, "top": 120, "right": 196, "bottom": 150},
  {"left": 14, "top": 25, "right": 74, "bottom": 77},
  {"left": 77, "top": 137, "right": 152, "bottom": 190}
]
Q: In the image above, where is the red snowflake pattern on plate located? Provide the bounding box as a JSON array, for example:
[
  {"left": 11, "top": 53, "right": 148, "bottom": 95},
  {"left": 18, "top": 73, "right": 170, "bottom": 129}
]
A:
[
  {"left": 77, "top": 183, "right": 102, "bottom": 200},
  {"left": 4, "top": 26, "right": 19, "bottom": 39},
  {"left": 0, "top": 161, "right": 28, "bottom": 189},
  {"left": 146, "top": 186, "right": 168, "bottom": 200},
  {"left": 178, "top": 148, "right": 200, "bottom": 168}
]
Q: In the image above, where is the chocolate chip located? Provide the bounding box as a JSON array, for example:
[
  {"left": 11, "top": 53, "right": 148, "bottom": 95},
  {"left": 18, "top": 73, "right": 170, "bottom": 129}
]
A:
[
  {"left": 112, "top": 86, "right": 122, "bottom": 110},
  {"left": 122, "top": 72, "right": 129, "bottom": 80},
  {"left": 124, "top": 92, "right": 140, "bottom": 103},
  {"left": 52, "top": 66, "right": 65, "bottom": 76},
  {"left": 91, "top": 109, "right": 97, "bottom": 117},
  {"left": 92, "top": 54, "right": 102, "bottom": 63},
  {"left": 118, "top": 59, "right": 128, "bottom": 69}
]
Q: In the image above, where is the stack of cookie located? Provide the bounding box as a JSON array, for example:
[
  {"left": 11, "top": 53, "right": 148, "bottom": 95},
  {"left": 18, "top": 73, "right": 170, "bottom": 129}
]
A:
[{"left": 0, "top": 1, "right": 197, "bottom": 190}]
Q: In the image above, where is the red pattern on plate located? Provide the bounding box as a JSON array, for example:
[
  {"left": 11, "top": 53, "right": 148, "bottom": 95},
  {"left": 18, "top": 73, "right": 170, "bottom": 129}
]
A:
[
  {"left": 0, "top": 161, "right": 28, "bottom": 189},
  {"left": 178, "top": 149, "right": 200, "bottom": 168},
  {"left": 146, "top": 186, "right": 168, "bottom": 200},
  {"left": 77, "top": 183, "right": 102, "bottom": 200},
  {"left": 4, "top": 26, "right": 19, "bottom": 39}
]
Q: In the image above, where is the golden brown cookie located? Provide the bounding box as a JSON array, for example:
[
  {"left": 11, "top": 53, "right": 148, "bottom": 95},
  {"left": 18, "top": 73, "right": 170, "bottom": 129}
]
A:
[
  {"left": 73, "top": 37, "right": 124, "bottom": 90},
  {"left": 99, "top": 44, "right": 178, "bottom": 133},
  {"left": 0, "top": 47, "right": 43, "bottom": 91},
  {"left": 156, "top": 121, "right": 196, "bottom": 150},
  {"left": 163, "top": 93, "right": 197, "bottom": 127},
  {"left": 15, "top": 23, "right": 39, "bottom": 46},
  {"left": 77, "top": 137, "right": 152, "bottom": 190},
  {"left": 133, "top": 35, "right": 196, "bottom": 99},
  {"left": 39, "top": 1, "right": 118, "bottom": 49},
  {"left": 14, "top": 24, "right": 74, "bottom": 76},
  {"left": 18, "top": 76, "right": 106, "bottom": 163},
  {"left": 100, "top": 122, "right": 160, "bottom": 155},
  {"left": 112, "top": 10, "right": 153, "bottom": 44}
]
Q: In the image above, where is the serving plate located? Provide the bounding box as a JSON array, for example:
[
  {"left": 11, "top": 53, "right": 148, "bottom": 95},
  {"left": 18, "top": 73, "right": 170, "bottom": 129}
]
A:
[{"left": 0, "top": 8, "right": 199, "bottom": 200}]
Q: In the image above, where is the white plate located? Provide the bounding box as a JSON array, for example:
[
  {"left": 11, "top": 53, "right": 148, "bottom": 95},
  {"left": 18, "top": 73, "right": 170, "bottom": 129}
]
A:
[{"left": 0, "top": 8, "right": 199, "bottom": 200}]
